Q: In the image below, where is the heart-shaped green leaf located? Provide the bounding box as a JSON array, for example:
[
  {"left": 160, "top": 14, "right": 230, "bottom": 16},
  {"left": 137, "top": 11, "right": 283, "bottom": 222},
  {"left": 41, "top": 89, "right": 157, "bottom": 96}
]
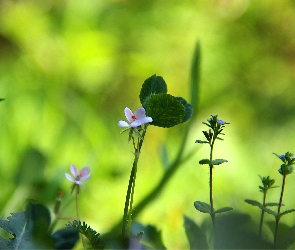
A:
[
  {"left": 147, "top": 93, "right": 185, "bottom": 128},
  {"left": 139, "top": 74, "right": 167, "bottom": 110}
]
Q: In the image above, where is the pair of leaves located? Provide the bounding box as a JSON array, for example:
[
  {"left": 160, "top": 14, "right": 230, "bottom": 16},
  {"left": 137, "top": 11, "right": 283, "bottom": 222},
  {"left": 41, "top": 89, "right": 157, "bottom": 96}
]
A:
[
  {"left": 0, "top": 202, "right": 79, "bottom": 249},
  {"left": 245, "top": 199, "right": 295, "bottom": 218},
  {"left": 194, "top": 201, "right": 233, "bottom": 215},
  {"left": 139, "top": 74, "right": 192, "bottom": 128},
  {"left": 199, "top": 158, "right": 228, "bottom": 166}
]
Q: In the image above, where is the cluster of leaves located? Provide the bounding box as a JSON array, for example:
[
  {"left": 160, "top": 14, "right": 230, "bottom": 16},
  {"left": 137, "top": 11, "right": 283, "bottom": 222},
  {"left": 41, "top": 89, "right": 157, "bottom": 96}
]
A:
[
  {"left": 0, "top": 202, "right": 79, "bottom": 249},
  {"left": 139, "top": 74, "right": 192, "bottom": 128},
  {"left": 67, "top": 220, "right": 103, "bottom": 249}
]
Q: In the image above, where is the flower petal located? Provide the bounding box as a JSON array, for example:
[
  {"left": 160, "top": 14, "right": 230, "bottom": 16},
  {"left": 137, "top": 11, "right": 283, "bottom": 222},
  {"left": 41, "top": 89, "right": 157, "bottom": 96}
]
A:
[
  {"left": 80, "top": 173, "right": 90, "bottom": 182},
  {"left": 130, "top": 116, "right": 152, "bottom": 127},
  {"left": 124, "top": 107, "right": 134, "bottom": 123},
  {"left": 70, "top": 164, "right": 78, "bottom": 177},
  {"left": 65, "top": 173, "right": 74, "bottom": 182},
  {"left": 118, "top": 120, "right": 130, "bottom": 127},
  {"left": 80, "top": 167, "right": 90, "bottom": 177},
  {"left": 133, "top": 108, "right": 146, "bottom": 119}
]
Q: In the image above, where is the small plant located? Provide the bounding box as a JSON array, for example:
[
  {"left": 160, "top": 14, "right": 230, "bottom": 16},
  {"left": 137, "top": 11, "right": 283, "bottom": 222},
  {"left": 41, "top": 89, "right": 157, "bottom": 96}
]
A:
[{"left": 194, "top": 115, "right": 233, "bottom": 244}]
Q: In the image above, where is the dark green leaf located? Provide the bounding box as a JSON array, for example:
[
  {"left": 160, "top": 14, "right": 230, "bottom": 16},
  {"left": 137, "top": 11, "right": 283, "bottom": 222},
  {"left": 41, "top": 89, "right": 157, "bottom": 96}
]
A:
[
  {"left": 214, "top": 207, "right": 233, "bottom": 214},
  {"left": 280, "top": 209, "right": 295, "bottom": 218},
  {"left": 131, "top": 222, "right": 166, "bottom": 249},
  {"left": 244, "top": 199, "right": 263, "bottom": 207},
  {"left": 51, "top": 228, "right": 79, "bottom": 249},
  {"left": 265, "top": 202, "right": 282, "bottom": 207},
  {"left": 147, "top": 93, "right": 185, "bottom": 128},
  {"left": 195, "top": 140, "right": 208, "bottom": 144},
  {"left": 175, "top": 97, "right": 193, "bottom": 123},
  {"left": 67, "top": 220, "right": 103, "bottom": 249},
  {"left": 183, "top": 216, "right": 209, "bottom": 249},
  {"left": 194, "top": 201, "right": 212, "bottom": 214},
  {"left": 199, "top": 159, "right": 211, "bottom": 165},
  {"left": 212, "top": 159, "right": 228, "bottom": 165},
  {"left": 139, "top": 74, "right": 167, "bottom": 110},
  {"left": 0, "top": 203, "right": 54, "bottom": 249}
]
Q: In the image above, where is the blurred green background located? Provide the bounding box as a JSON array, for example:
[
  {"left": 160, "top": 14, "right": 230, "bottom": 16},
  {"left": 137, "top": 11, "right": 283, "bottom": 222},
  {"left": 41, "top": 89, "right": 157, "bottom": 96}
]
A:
[{"left": 1, "top": 0, "right": 295, "bottom": 248}]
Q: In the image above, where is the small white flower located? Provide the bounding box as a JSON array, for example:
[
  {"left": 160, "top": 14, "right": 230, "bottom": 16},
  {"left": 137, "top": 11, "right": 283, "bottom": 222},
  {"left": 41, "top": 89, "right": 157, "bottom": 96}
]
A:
[
  {"left": 118, "top": 107, "right": 153, "bottom": 128},
  {"left": 65, "top": 164, "right": 90, "bottom": 185}
]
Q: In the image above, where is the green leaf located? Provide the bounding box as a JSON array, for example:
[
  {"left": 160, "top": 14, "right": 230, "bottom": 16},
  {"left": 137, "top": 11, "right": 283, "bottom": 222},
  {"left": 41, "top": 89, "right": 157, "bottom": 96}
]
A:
[
  {"left": 0, "top": 203, "right": 54, "bottom": 249},
  {"left": 280, "top": 209, "right": 295, "bottom": 218},
  {"left": 244, "top": 199, "right": 277, "bottom": 217},
  {"left": 190, "top": 41, "right": 200, "bottom": 120},
  {"left": 214, "top": 207, "right": 233, "bottom": 214},
  {"left": 199, "top": 159, "right": 211, "bottom": 165},
  {"left": 67, "top": 220, "right": 103, "bottom": 249},
  {"left": 0, "top": 98, "right": 4, "bottom": 102},
  {"left": 244, "top": 199, "right": 263, "bottom": 207},
  {"left": 265, "top": 202, "right": 282, "bottom": 207},
  {"left": 175, "top": 97, "right": 193, "bottom": 123},
  {"left": 147, "top": 93, "right": 185, "bottom": 128},
  {"left": 195, "top": 140, "right": 208, "bottom": 144},
  {"left": 51, "top": 228, "right": 79, "bottom": 249},
  {"left": 194, "top": 201, "right": 212, "bottom": 214},
  {"left": 139, "top": 74, "right": 167, "bottom": 110},
  {"left": 212, "top": 159, "right": 228, "bottom": 165},
  {"left": 183, "top": 216, "right": 209, "bottom": 249},
  {"left": 131, "top": 223, "right": 166, "bottom": 249}
]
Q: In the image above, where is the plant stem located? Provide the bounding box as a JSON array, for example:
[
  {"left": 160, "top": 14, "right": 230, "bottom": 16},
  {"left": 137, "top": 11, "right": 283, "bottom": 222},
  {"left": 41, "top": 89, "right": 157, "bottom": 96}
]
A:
[
  {"left": 122, "top": 126, "right": 147, "bottom": 237},
  {"left": 274, "top": 174, "right": 286, "bottom": 248},
  {"left": 209, "top": 143, "right": 216, "bottom": 235},
  {"left": 76, "top": 192, "right": 86, "bottom": 250},
  {"left": 259, "top": 191, "right": 267, "bottom": 238}
]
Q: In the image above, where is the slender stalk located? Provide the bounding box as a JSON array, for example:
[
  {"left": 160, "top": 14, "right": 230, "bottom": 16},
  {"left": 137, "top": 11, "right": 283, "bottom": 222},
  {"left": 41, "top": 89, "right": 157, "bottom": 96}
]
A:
[
  {"left": 259, "top": 191, "right": 267, "bottom": 238},
  {"left": 76, "top": 192, "right": 86, "bottom": 250},
  {"left": 209, "top": 142, "right": 216, "bottom": 234},
  {"left": 274, "top": 174, "right": 286, "bottom": 248},
  {"left": 122, "top": 126, "right": 147, "bottom": 237}
]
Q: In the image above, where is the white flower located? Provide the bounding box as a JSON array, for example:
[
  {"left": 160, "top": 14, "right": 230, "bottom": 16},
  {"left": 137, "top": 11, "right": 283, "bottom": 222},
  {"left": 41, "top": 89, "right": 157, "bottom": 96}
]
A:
[
  {"left": 65, "top": 164, "right": 90, "bottom": 185},
  {"left": 118, "top": 107, "right": 153, "bottom": 128}
]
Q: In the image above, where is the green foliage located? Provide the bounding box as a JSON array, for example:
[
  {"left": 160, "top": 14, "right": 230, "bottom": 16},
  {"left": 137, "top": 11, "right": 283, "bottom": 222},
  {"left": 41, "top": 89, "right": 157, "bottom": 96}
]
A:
[
  {"left": 147, "top": 93, "right": 185, "bottom": 128},
  {"left": 214, "top": 207, "right": 233, "bottom": 214},
  {"left": 139, "top": 74, "right": 168, "bottom": 111},
  {"left": 67, "top": 220, "right": 103, "bottom": 249},
  {"left": 198, "top": 158, "right": 228, "bottom": 166},
  {"left": 139, "top": 74, "right": 192, "bottom": 128},
  {"left": 130, "top": 222, "right": 166, "bottom": 249},
  {"left": 194, "top": 201, "right": 211, "bottom": 214},
  {"left": 244, "top": 199, "right": 278, "bottom": 217},
  {"left": 183, "top": 216, "right": 209, "bottom": 249},
  {"left": 0, "top": 202, "right": 79, "bottom": 249},
  {"left": 0, "top": 98, "right": 4, "bottom": 102}
]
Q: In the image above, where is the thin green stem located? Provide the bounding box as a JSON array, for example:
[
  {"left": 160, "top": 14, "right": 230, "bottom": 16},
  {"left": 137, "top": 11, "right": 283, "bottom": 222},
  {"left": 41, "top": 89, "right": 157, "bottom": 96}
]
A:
[
  {"left": 76, "top": 192, "right": 86, "bottom": 250},
  {"left": 209, "top": 142, "right": 216, "bottom": 235},
  {"left": 274, "top": 174, "right": 286, "bottom": 248},
  {"left": 259, "top": 191, "right": 267, "bottom": 238},
  {"left": 122, "top": 125, "right": 147, "bottom": 237}
]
